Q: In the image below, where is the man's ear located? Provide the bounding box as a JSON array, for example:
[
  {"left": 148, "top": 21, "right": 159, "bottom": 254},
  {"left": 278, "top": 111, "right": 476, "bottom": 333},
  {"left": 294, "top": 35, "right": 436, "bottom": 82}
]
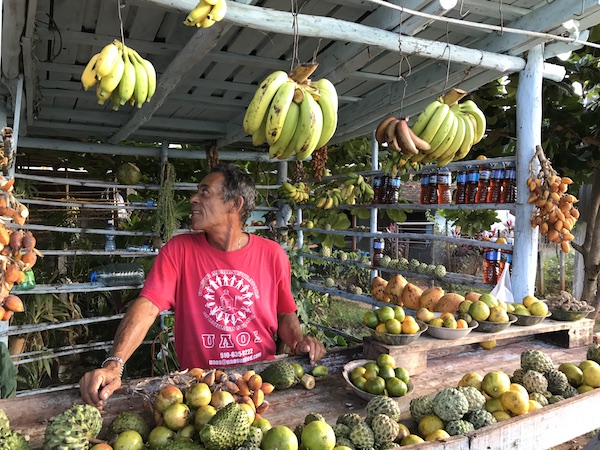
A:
[{"left": 231, "top": 196, "right": 244, "bottom": 212}]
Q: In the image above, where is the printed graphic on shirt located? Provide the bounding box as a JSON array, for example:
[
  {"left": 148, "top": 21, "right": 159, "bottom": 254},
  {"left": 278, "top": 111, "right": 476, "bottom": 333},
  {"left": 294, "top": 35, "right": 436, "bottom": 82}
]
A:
[{"left": 200, "top": 269, "right": 259, "bottom": 332}]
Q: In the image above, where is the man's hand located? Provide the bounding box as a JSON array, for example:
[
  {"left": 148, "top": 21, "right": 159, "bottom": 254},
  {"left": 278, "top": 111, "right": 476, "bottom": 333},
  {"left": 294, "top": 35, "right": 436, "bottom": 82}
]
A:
[
  {"left": 294, "top": 335, "right": 326, "bottom": 365},
  {"left": 79, "top": 366, "right": 122, "bottom": 410}
]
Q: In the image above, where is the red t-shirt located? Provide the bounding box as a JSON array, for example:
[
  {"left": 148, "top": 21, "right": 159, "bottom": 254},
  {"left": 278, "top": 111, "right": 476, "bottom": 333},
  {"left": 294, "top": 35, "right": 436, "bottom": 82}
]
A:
[{"left": 140, "top": 233, "right": 297, "bottom": 369}]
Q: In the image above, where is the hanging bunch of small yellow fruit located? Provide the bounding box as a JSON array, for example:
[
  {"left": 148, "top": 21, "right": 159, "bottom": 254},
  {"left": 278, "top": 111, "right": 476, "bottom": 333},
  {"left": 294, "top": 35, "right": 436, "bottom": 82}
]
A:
[
  {"left": 81, "top": 40, "right": 157, "bottom": 110},
  {"left": 183, "top": 0, "right": 227, "bottom": 28},
  {"left": 528, "top": 145, "right": 579, "bottom": 253},
  {"left": 243, "top": 62, "right": 339, "bottom": 161}
]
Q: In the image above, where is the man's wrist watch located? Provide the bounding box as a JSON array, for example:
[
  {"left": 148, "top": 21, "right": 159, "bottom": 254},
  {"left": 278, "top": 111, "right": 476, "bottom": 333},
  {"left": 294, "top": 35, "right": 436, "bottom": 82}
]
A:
[{"left": 101, "top": 356, "right": 125, "bottom": 378}]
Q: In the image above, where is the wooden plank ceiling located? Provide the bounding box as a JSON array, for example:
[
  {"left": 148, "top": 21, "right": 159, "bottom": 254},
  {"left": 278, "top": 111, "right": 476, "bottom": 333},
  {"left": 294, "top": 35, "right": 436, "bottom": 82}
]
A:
[{"left": 1, "top": 0, "right": 599, "bottom": 156}]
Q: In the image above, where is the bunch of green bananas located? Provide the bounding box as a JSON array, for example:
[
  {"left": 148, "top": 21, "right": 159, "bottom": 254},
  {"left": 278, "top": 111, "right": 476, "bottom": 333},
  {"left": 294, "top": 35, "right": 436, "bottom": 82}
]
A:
[
  {"left": 183, "top": 0, "right": 227, "bottom": 28},
  {"left": 340, "top": 172, "right": 374, "bottom": 205},
  {"left": 243, "top": 63, "right": 338, "bottom": 161},
  {"left": 81, "top": 40, "right": 157, "bottom": 110},
  {"left": 313, "top": 188, "right": 342, "bottom": 209},
  {"left": 277, "top": 181, "right": 310, "bottom": 205}
]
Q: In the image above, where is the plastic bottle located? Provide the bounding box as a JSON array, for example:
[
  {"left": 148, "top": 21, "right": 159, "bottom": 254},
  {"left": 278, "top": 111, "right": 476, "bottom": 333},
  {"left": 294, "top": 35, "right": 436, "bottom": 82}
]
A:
[
  {"left": 475, "top": 164, "right": 492, "bottom": 203},
  {"left": 372, "top": 238, "right": 385, "bottom": 266},
  {"left": 380, "top": 175, "right": 390, "bottom": 204},
  {"left": 104, "top": 220, "right": 116, "bottom": 252},
  {"left": 486, "top": 163, "right": 505, "bottom": 203},
  {"left": 428, "top": 169, "right": 438, "bottom": 204},
  {"left": 437, "top": 167, "right": 452, "bottom": 204},
  {"left": 483, "top": 247, "right": 500, "bottom": 284},
  {"left": 455, "top": 168, "right": 468, "bottom": 204},
  {"left": 420, "top": 170, "right": 431, "bottom": 204},
  {"left": 501, "top": 162, "right": 517, "bottom": 203},
  {"left": 90, "top": 263, "right": 145, "bottom": 287},
  {"left": 499, "top": 237, "right": 513, "bottom": 276},
  {"left": 386, "top": 176, "right": 401, "bottom": 204},
  {"left": 372, "top": 176, "right": 383, "bottom": 204},
  {"left": 466, "top": 165, "right": 479, "bottom": 204}
]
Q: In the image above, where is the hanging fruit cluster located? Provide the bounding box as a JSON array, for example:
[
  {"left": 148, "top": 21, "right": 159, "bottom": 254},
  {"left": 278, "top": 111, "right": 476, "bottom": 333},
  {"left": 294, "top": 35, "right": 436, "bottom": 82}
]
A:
[
  {"left": 243, "top": 63, "right": 338, "bottom": 161},
  {"left": 278, "top": 181, "right": 310, "bottom": 205},
  {"left": 376, "top": 89, "right": 486, "bottom": 174},
  {"left": 183, "top": 0, "right": 227, "bottom": 28},
  {"left": 81, "top": 40, "right": 157, "bottom": 110},
  {"left": 528, "top": 145, "right": 579, "bottom": 253}
]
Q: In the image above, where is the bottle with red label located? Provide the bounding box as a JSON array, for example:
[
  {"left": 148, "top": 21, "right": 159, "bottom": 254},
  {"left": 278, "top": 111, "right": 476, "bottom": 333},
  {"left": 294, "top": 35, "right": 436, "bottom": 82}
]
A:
[
  {"left": 437, "top": 167, "right": 452, "bottom": 204},
  {"left": 455, "top": 168, "right": 468, "bottom": 204},
  {"left": 420, "top": 170, "right": 431, "bottom": 204},
  {"left": 500, "top": 162, "right": 517, "bottom": 203},
  {"left": 486, "top": 163, "right": 505, "bottom": 203},
  {"left": 475, "top": 164, "right": 492, "bottom": 203},
  {"left": 466, "top": 165, "right": 479, "bottom": 204}
]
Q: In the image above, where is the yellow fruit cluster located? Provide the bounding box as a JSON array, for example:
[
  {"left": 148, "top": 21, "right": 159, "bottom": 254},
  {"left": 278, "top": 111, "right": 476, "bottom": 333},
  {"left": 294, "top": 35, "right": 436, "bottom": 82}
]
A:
[{"left": 183, "top": 0, "right": 227, "bottom": 28}]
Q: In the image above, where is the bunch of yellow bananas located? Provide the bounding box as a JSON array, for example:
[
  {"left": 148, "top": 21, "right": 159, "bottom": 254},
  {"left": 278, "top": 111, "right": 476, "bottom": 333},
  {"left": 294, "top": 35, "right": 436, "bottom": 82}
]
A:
[
  {"left": 81, "top": 40, "right": 157, "bottom": 110},
  {"left": 375, "top": 90, "right": 486, "bottom": 169},
  {"left": 313, "top": 188, "right": 342, "bottom": 210},
  {"left": 183, "top": 0, "right": 227, "bottom": 28},
  {"left": 278, "top": 181, "right": 310, "bottom": 205},
  {"left": 243, "top": 63, "right": 338, "bottom": 161},
  {"left": 340, "top": 172, "right": 374, "bottom": 205}
]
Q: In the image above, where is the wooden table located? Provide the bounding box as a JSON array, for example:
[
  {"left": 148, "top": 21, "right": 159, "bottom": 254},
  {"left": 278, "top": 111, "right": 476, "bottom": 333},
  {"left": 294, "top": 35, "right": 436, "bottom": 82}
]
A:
[{"left": 0, "top": 336, "right": 598, "bottom": 449}]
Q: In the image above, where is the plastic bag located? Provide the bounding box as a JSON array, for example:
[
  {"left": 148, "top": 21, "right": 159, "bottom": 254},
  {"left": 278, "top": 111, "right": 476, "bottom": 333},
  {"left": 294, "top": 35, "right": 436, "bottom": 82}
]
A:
[{"left": 490, "top": 263, "right": 514, "bottom": 304}]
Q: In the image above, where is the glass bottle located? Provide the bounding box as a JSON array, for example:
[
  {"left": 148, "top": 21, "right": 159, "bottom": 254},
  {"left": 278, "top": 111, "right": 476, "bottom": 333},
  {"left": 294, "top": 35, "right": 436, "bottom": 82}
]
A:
[
  {"left": 437, "top": 167, "right": 452, "bottom": 204},
  {"left": 475, "top": 164, "right": 492, "bottom": 203},
  {"left": 466, "top": 165, "right": 479, "bottom": 204},
  {"left": 428, "top": 169, "right": 438, "bottom": 204},
  {"left": 420, "top": 170, "right": 431, "bottom": 205},
  {"left": 455, "top": 168, "right": 468, "bottom": 204},
  {"left": 501, "top": 162, "right": 517, "bottom": 203},
  {"left": 105, "top": 220, "right": 116, "bottom": 252},
  {"left": 372, "top": 238, "right": 385, "bottom": 266},
  {"left": 486, "top": 163, "right": 505, "bottom": 203}
]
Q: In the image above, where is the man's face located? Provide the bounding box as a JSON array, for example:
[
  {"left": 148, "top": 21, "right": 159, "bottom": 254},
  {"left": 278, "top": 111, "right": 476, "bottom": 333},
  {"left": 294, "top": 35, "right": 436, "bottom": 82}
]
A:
[{"left": 190, "top": 172, "right": 234, "bottom": 231}]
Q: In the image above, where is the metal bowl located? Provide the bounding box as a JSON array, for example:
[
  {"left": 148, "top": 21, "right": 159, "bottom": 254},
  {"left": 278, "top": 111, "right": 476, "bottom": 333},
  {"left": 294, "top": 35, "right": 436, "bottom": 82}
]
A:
[
  {"left": 342, "top": 359, "right": 414, "bottom": 401},
  {"left": 476, "top": 314, "right": 517, "bottom": 333},
  {"left": 368, "top": 320, "right": 428, "bottom": 345},
  {"left": 426, "top": 320, "right": 479, "bottom": 340},
  {"left": 512, "top": 312, "right": 552, "bottom": 326},
  {"left": 548, "top": 307, "right": 595, "bottom": 321}
]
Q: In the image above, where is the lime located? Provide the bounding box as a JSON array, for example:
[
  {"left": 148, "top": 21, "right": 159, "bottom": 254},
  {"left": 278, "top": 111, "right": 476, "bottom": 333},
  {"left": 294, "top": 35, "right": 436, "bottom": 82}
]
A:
[
  {"left": 292, "top": 363, "right": 305, "bottom": 378},
  {"left": 385, "top": 318, "right": 402, "bottom": 334},
  {"left": 386, "top": 377, "right": 408, "bottom": 396},
  {"left": 392, "top": 305, "right": 406, "bottom": 322},
  {"left": 377, "top": 365, "right": 396, "bottom": 380},
  {"left": 376, "top": 354, "right": 396, "bottom": 368},
  {"left": 350, "top": 366, "right": 366, "bottom": 382},
  {"left": 363, "top": 311, "right": 379, "bottom": 329},
  {"left": 394, "top": 367, "right": 410, "bottom": 384},
  {"left": 375, "top": 306, "right": 395, "bottom": 322},
  {"left": 365, "top": 376, "right": 386, "bottom": 395},
  {"left": 352, "top": 376, "right": 367, "bottom": 391}
]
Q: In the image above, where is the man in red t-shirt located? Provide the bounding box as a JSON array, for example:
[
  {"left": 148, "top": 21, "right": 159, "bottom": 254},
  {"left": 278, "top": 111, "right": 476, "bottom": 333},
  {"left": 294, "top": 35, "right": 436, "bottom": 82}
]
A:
[{"left": 80, "top": 163, "right": 326, "bottom": 409}]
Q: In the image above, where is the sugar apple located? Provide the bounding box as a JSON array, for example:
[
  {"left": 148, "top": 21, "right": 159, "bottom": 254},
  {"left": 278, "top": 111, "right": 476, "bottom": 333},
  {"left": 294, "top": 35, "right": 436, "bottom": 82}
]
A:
[
  {"left": 522, "top": 370, "right": 548, "bottom": 394},
  {"left": 561, "top": 385, "right": 579, "bottom": 399},
  {"left": 425, "top": 264, "right": 437, "bottom": 276},
  {"left": 418, "top": 262, "right": 429, "bottom": 274},
  {"left": 465, "top": 409, "right": 496, "bottom": 430},
  {"left": 0, "top": 409, "right": 9, "bottom": 430},
  {"left": 333, "top": 423, "right": 351, "bottom": 438},
  {"left": 320, "top": 246, "right": 332, "bottom": 258},
  {"left": 434, "top": 265, "right": 447, "bottom": 278},
  {"left": 334, "top": 437, "right": 356, "bottom": 450},
  {"left": 338, "top": 252, "right": 349, "bottom": 261},
  {"left": 511, "top": 368, "right": 527, "bottom": 384},
  {"left": 521, "top": 349, "right": 554, "bottom": 373},
  {"left": 528, "top": 392, "right": 548, "bottom": 406},
  {"left": 43, "top": 404, "right": 102, "bottom": 450},
  {"left": 336, "top": 413, "right": 362, "bottom": 429},
  {"left": 349, "top": 421, "right": 375, "bottom": 450},
  {"left": 108, "top": 412, "right": 150, "bottom": 441},
  {"left": 365, "top": 396, "right": 401, "bottom": 422},
  {"left": 0, "top": 428, "right": 29, "bottom": 450},
  {"left": 456, "top": 386, "right": 486, "bottom": 412},
  {"left": 445, "top": 419, "right": 475, "bottom": 436},
  {"left": 242, "top": 427, "right": 263, "bottom": 448},
  {"left": 379, "top": 255, "right": 392, "bottom": 268},
  {"left": 324, "top": 278, "right": 335, "bottom": 288},
  {"left": 548, "top": 394, "right": 565, "bottom": 404},
  {"left": 432, "top": 388, "right": 469, "bottom": 422},
  {"left": 545, "top": 369, "right": 569, "bottom": 395},
  {"left": 199, "top": 402, "right": 250, "bottom": 450},
  {"left": 408, "top": 259, "right": 421, "bottom": 272},
  {"left": 163, "top": 441, "right": 204, "bottom": 450},
  {"left": 409, "top": 395, "right": 434, "bottom": 423},
  {"left": 304, "top": 412, "right": 325, "bottom": 425},
  {"left": 399, "top": 258, "right": 409, "bottom": 270},
  {"left": 259, "top": 360, "right": 297, "bottom": 390},
  {"left": 586, "top": 344, "right": 600, "bottom": 364},
  {"left": 370, "top": 414, "right": 399, "bottom": 445}
]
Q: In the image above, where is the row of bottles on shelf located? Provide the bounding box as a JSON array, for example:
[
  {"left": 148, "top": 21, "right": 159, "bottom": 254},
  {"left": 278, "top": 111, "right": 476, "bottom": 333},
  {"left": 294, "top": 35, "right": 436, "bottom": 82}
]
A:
[
  {"left": 420, "top": 162, "right": 517, "bottom": 205},
  {"left": 372, "top": 175, "right": 401, "bottom": 204}
]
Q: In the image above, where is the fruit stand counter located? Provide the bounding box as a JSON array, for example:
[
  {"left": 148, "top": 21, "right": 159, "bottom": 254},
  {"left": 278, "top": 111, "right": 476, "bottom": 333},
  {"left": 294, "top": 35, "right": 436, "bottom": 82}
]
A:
[{"left": 0, "top": 339, "right": 598, "bottom": 449}]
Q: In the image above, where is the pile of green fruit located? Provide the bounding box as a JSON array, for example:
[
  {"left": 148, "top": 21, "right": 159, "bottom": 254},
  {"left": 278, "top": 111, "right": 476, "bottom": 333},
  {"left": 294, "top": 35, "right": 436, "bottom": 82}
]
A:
[{"left": 347, "top": 354, "right": 411, "bottom": 398}]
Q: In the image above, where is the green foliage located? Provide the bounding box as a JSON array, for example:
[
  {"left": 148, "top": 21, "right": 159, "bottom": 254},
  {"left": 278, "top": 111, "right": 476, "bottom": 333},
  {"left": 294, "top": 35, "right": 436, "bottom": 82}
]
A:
[
  {"left": 541, "top": 250, "right": 575, "bottom": 295},
  {"left": 438, "top": 209, "right": 501, "bottom": 236}
]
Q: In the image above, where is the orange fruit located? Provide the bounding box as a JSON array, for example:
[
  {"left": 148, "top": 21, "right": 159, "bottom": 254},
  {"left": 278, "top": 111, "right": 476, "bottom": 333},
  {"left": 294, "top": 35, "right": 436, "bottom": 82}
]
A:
[
  {"left": 469, "top": 301, "right": 491, "bottom": 322},
  {"left": 456, "top": 319, "right": 468, "bottom": 329},
  {"left": 481, "top": 371, "right": 511, "bottom": 398},
  {"left": 375, "top": 323, "right": 387, "bottom": 333},
  {"left": 401, "top": 316, "right": 420, "bottom": 334}
]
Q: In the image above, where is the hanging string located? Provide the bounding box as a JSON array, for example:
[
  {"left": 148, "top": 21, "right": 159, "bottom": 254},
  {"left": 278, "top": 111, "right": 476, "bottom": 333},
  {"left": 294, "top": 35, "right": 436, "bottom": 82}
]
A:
[
  {"left": 396, "top": 12, "right": 411, "bottom": 117},
  {"left": 494, "top": 0, "right": 504, "bottom": 37},
  {"left": 440, "top": 24, "right": 452, "bottom": 96},
  {"left": 459, "top": 0, "right": 470, "bottom": 18},
  {"left": 290, "top": 0, "right": 300, "bottom": 71},
  {"left": 117, "top": 0, "right": 126, "bottom": 46}
]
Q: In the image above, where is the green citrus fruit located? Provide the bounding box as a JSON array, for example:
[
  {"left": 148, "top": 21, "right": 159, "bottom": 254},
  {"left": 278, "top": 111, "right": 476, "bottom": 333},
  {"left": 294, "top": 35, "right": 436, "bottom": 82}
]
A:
[
  {"left": 292, "top": 363, "right": 305, "bottom": 378},
  {"left": 301, "top": 420, "right": 336, "bottom": 450},
  {"left": 365, "top": 376, "right": 386, "bottom": 395},
  {"left": 261, "top": 426, "right": 298, "bottom": 450},
  {"left": 376, "top": 354, "right": 396, "bottom": 368},
  {"left": 469, "top": 301, "right": 490, "bottom": 322},
  {"left": 394, "top": 367, "right": 410, "bottom": 384},
  {"left": 386, "top": 377, "right": 408, "bottom": 397},
  {"left": 528, "top": 301, "right": 548, "bottom": 316},
  {"left": 375, "top": 306, "right": 395, "bottom": 322},
  {"left": 479, "top": 293, "right": 499, "bottom": 308},
  {"left": 400, "top": 434, "right": 425, "bottom": 445},
  {"left": 363, "top": 311, "right": 379, "bottom": 329},
  {"left": 385, "top": 318, "right": 402, "bottom": 334},
  {"left": 350, "top": 366, "right": 366, "bottom": 382},
  {"left": 377, "top": 365, "right": 396, "bottom": 380},
  {"left": 392, "top": 305, "right": 406, "bottom": 322},
  {"left": 481, "top": 371, "right": 511, "bottom": 399}
]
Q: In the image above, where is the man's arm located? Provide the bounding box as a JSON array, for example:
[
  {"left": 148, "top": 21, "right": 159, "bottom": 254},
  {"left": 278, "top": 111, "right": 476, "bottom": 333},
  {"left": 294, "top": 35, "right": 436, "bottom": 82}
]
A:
[
  {"left": 79, "top": 296, "right": 159, "bottom": 408},
  {"left": 277, "top": 312, "right": 326, "bottom": 365}
]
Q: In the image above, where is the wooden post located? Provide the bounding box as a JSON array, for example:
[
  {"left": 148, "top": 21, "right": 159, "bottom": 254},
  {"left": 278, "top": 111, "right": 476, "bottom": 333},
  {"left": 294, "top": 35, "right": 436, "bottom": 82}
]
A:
[{"left": 513, "top": 45, "right": 543, "bottom": 302}]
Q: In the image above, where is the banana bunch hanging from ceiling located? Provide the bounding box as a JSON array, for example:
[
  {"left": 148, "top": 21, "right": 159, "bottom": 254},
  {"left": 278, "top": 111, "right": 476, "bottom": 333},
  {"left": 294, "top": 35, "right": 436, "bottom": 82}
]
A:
[
  {"left": 183, "top": 0, "right": 228, "bottom": 28},
  {"left": 80, "top": 40, "right": 157, "bottom": 110},
  {"left": 243, "top": 62, "right": 339, "bottom": 161}
]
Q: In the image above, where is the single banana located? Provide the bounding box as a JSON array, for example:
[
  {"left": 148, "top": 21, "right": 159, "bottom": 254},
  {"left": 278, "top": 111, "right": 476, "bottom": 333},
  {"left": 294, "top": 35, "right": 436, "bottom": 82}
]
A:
[
  {"left": 296, "top": 92, "right": 323, "bottom": 160},
  {"left": 314, "top": 89, "right": 338, "bottom": 149},
  {"left": 418, "top": 103, "right": 450, "bottom": 144},
  {"left": 98, "top": 48, "right": 125, "bottom": 97},
  {"left": 395, "top": 118, "right": 418, "bottom": 155},
  {"left": 207, "top": 0, "right": 227, "bottom": 22},
  {"left": 315, "top": 196, "right": 327, "bottom": 209},
  {"left": 184, "top": 0, "right": 213, "bottom": 26},
  {"left": 411, "top": 99, "right": 443, "bottom": 136},
  {"left": 311, "top": 78, "right": 338, "bottom": 108},
  {"left": 117, "top": 46, "right": 136, "bottom": 105},
  {"left": 95, "top": 41, "right": 121, "bottom": 80},
  {"left": 324, "top": 196, "right": 334, "bottom": 209},
  {"left": 243, "top": 71, "right": 290, "bottom": 135},
  {"left": 289, "top": 91, "right": 317, "bottom": 159},
  {"left": 130, "top": 51, "right": 149, "bottom": 107},
  {"left": 265, "top": 79, "right": 296, "bottom": 146},
  {"left": 281, "top": 182, "right": 295, "bottom": 193},
  {"left": 332, "top": 194, "right": 339, "bottom": 208},
  {"left": 437, "top": 111, "right": 466, "bottom": 164},
  {"left": 81, "top": 53, "right": 100, "bottom": 91},
  {"left": 458, "top": 100, "right": 486, "bottom": 143},
  {"left": 385, "top": 118, "right": 402, "bottom": 152},
  {"left": 252, "top": 116, "right": 268, "bottom": 147},
  {"left": 428, "top": 109, "right": 457, "bottom": 154},
  {"left": 110, "top": 89, "right": 123, "bottom": 111},
  {"left": 198, "top": 17, "right": 216, "bottom": 28},
  {"left": 204, "top": 0, "right": 219, "bottom": 5},
  {"left": 130, "top": 49, "right": 157, "bottom": 102},
  {"left": 96, "top": 83, "right": 112, "bottom": 106},
  {"left": 424, "top": 112, "right": 458, "bottom": 164},
  {"left": 407, "top": 125, "right": 432, "bottom": 152},
  {"left": 269, "top": 101, "right": 300, "bottom": 159},
  {"left": 375, "top": 116, "right": 397, "bottom": 145},
  {"left": 452, "top": 113, "right": 475, "bottom": 161}
]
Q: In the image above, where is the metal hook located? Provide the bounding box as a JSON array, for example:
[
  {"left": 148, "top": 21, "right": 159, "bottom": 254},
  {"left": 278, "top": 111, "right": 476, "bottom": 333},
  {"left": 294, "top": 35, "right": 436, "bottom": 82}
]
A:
[
  {"left": 494, "top": 0, "right": 504, "bottom": 36},
  {"left": 459, "top": 0, "right": 470, "bottom": 18},
  {"left": 573, "top": 0, "right": 584, "bottom": 17}
]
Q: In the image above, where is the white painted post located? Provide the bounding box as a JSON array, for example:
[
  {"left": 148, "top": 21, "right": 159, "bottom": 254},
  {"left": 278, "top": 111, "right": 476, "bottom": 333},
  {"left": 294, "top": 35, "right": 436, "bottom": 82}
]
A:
[{"left": 513, "top": 45, "right": 543, "bottom": 302}]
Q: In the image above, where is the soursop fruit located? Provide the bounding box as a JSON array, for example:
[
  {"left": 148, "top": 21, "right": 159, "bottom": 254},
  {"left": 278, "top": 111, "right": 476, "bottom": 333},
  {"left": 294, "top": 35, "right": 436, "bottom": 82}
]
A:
[
  {"left": 511, "top": 368, "right": 527, "bottom": 384},
  {"left": 434, "top": 265, "right": 447, "bottom": 278},
  {"left": 43, "top": 404, "right": 102, "bottom": 450},
  {"left": 0, "top": 428, "right": 29, "bottom": 450},
  {"left": 399, "top": 258, "right": 409, "bottom": 270},
  {"left": 108, "top": 412, "right": 150, "bottom": 441},
  {"left": 548, "top": 395, "right": 565, "bottom": 404},
  {"left": 522, "top": 370, "right": 548, "bottom": 394},
  {"left": 0, "top": 409, "right": 9, "bottom": 430},
  {"left": 587, "top": 344, "right": 600, "bottom": 364},
  {"left": 365, "top": 396, "right": 401, "bottom": 422},
  {"left": 333, "top": 423, "right": 351, "bottom": 438},
  {"left": 521, "top": 349, "right": 554, "bottom": 373},
  {"left": 425, "top": 264, "right": 437, "bottom": 276},
  {"left": 409, "top": 395, "right": 434, "bottom": 423},
  {"left": 545, "top": 369, "right": 569, "bottom": 394},
  {"left": 445, "top": 419, "right": 475, "bottom": 436},
  {"left": 304, "top": 412, "right": 325, "bottom": 424},
  {"left": 432, "top": 388, "right": 469, "bottom": 422},
  {"left": 199, "top": 402, "right": 250, "bottom": 450},
  {"left": 259, "top": 360, "right": 297, "bottom": 390},
  {"left": 418, "top": 262, "right": 429, "bottom": 274},
  {"left": 408, "top": 259, "right": 421, "bottom": 272},
  {"left": 528, "top": 392, "right": 549, "bottom": 406},
  {"left": 349, "top": 421, "right": 375, "bottom": 450},
  {"left": 561, "top": 385, "right": 579, "bottom": 399},
  {"left": 336, "top": 413, "right": 362, "bottom": 429},
  {"left": 242, "top": 426, "right": 263, "bottom": 448},
  {"left": 370, "top": 414, "right": 399, "bottom": 445},
  {"left": 320, "top": 246, "right": 332, "bottom": 258},
  {"left": 456, "top": 386, "right": 486, "bottom": 412},
  {"left": 163, "top": 441, "right": 204, "bottom": 450},
  {"left": 465, "top": 409, "right": 496, "bottom": 429}
]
